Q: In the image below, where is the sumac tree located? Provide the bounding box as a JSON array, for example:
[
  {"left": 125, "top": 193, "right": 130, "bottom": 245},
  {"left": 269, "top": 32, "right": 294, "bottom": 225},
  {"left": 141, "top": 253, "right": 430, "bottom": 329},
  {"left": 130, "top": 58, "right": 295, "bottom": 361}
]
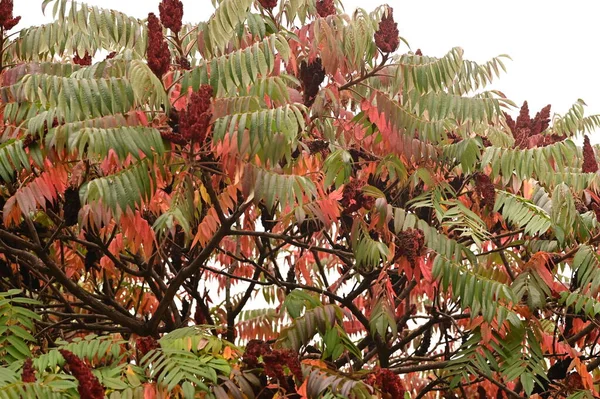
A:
[{"left": 0, "top": 0, "right": 599, "bottom": 398}]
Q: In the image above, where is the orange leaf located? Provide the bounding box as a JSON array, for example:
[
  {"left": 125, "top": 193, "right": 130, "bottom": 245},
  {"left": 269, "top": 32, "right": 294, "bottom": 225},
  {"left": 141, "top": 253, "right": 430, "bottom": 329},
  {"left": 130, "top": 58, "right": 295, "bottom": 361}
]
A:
[
  {"left": 296, "top": 379, "right": 308, "bottom": 399},
  {"left": 524, "top": 252, "right": 554, "bottom": 288},
  {"left": 301, "top": 359, "right": 328, "bottom": 368},
  {"left": 223, "top": 345, "right": 233, "bottom": 360},
  {"left": 573, "top": 357, "right": 595, "bottom": 390},
  {"left": 144, "top": 383, "right": 156, "bottom": 399}
]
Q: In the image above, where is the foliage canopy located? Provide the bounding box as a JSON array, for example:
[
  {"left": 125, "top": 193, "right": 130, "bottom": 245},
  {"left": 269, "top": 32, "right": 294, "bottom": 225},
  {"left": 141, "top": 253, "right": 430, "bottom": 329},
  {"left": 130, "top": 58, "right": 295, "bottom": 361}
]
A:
[{"left": 0, "top": 0, "right": 600, "bottom": 398}]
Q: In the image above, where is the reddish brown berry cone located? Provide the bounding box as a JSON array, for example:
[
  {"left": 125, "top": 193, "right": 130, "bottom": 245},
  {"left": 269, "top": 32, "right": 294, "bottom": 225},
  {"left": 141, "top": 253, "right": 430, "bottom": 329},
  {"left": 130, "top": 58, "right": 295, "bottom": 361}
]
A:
[
  {"left": 592, "top": 203, "right": 600, "bottom": 222},
  {"left": 59, "top": 350, "right": 105, "bottom": 399},
  {"left": 21, "top": 134, "right": 37, "bottom": 149},
  {"left": 374, "top": 7, "right": 399, "bottom": 53},
  {"left": 147, "top": 13, "right": 171, "bottom": 78},
  {"left": 259, "top": 0, "right": 278, "bottom": 10},
  {"left": 504, "top": 112, "right": 516, "bottom": 134},
  {"left": 515, "top": 101, "right": 530, "bottom": 130},
  {"left": 178, "top": 56, "right": 191, "bottom": 70},
  {"left": 242, "top": 339, "right": 266, "bottom": 368},
  {"left": 341, "top": 179, "right": 371, "bottom": 214},
  {"left": 136, "top": 336, "right": 159, "bottom": 358},
  {"left": 530, "top": 104, "right": 551, "bottom": 135},
  {"left": 315, "top": 0, "right": 335, "bottom": 17},
  {"left": 159, "top": 0, "right": 183, "bottom": 33},
  {"left": 396, "top": 228, "right": 425, "bottom": 266},
  {"left": 583, "top": 135, "right": 599, "bottom": 173},
  {"left": 242, "top": 340, "right": 302, "bottom": 391},
  {"left": 367, "top": 368, "right": 405, "bottom": 398},
  {"left": 21, "top": 358, "right": 36, "bottom": 383},
  {"left": 506, "top": 102, "right": 564, "bottom": 149},
  {"left": 161, "top": 130, "right": 188, "bottom": 145},
  {"left": 512, "top": 102, "right": 532, "bottom": 148},
  {"left": 73, "top": 51, "right": 92, "bottom": 66},
  {"left": 575, "top": 197, "right": 588, "bottom": 214},
  {"left": 0, "top": 0, "right": 20, "bottom": 30},
  {"left": 474, "top": 172, "right": 496, "bottom": 208},
  {"left": 64, "top": 187, "right": 81, "bottom": 226},
  {"left": 180, "top": 84, "right": 214, "bottom": 143},
  {"left": 299, "top": 58, "right": 325, "bottom": 107},
  {"left": 194, "top": 303, "right": 207, "bottom": 325},
  {"left": 306, "top": 139, "right": 329, "bottom": 156}
]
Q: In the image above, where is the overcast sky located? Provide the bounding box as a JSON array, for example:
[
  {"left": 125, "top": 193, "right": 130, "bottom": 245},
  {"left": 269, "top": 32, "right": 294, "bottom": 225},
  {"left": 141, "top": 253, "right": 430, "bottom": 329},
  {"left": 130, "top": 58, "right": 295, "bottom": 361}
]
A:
[{"left": 14, "top": 0, "right": 600, "bottom": 140}]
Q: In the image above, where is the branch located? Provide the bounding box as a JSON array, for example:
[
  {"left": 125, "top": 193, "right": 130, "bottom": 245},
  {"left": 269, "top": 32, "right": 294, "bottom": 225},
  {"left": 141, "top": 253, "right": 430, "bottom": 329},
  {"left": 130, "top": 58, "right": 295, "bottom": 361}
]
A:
[
  {"left": 0, "top": 239, "right": 147, "bottom": 334},
  {"left": 146, "top": 200, "right": 252, "bottom": 333}
]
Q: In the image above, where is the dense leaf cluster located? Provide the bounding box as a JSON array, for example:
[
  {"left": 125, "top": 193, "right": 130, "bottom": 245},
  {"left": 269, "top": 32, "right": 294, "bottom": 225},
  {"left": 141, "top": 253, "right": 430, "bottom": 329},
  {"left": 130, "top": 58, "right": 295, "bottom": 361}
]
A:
[{"left": 0, "top": 0, "right": 600, "bottom": 398}]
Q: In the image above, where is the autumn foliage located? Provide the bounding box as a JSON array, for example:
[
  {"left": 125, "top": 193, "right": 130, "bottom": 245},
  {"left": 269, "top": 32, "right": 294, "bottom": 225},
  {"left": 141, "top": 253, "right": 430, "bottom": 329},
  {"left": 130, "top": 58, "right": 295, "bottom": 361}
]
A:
[{"left": 1, "top": 0, "right": 600, "bottom": 398}]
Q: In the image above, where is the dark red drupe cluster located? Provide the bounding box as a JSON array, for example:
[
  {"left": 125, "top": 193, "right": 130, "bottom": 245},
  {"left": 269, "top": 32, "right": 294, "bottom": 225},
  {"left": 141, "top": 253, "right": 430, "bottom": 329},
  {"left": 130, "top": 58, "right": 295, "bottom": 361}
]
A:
[
  {"left": 161, "top": 130, "right": 189, "bottom": 145},
  {"left": 341, "top": 179, "right": 372, "bottom": 214},
  {"left": 306, "top": 139, "right": 330, "bottom": 156},
  {"left": 575, "top": 197, "right": 588, "bottom": 214},
  {"left": 21, "top": 134, "right": 38, "bottom": 149},
  {"left": 243, "top": 340, "right": 303, "bottom": 391},
  {"left": 396, "top": 228, "right": 425, "bottom": 266},
  {"left": 73, "top": 51, "right": 92, "bottom": 66},
  {"left": 316, "top": 0, "right": 335, "bottom": 17},
  {"left": 0, "top": 0, "right": 20, "bottom": 31},
  {"left": 136, "top": 336, "right": 159, "bottom": 358},
  {"left": 374, "top": 8, "right": 399, "bottom": 53},
  {"left": 147, "top": 13, "right": 171, "bottom": 77},
  {"left": 299, "top": 58, "right": 325, "bottom": 107},
  {"left": 504, "top": 101, "right": 563, "bottom": 149},
  {"left": 59, "top": 350, "right": 105, "bottom": 399},
  {"left": 565, "top": 372, "right": 585, "bottom": 392},
  {"left": 64, "top": 187, "right": 81, "bottom": 226},
  {"left": 259, "top": 0, "right": 278, "bottom": 10},
  {"left": 591, "top": 203, "right": 600, "bottom": 224},
  {"left": 178, "top": 56, "right": 191, "bottom": 70},
  {"left": 474, "top": 173, "right": 496, "bottom": 208},
  {"left": 180, "top": 84, "right": 213, "bottom": 143},
  {"left": 159, "top": 0, "right": 183, "bottom": 33},
  {"left": 162, "top": 108, "right": 188, "bottom": 144},
  {"left": 582, "top": 135, "right": 598, "bottom": 173},
  {"left": 365, "top": 368, "right": 405, "bottom": 398},
  {"left": 84, "top": 238, "right": 102, "bottom": 273},
  {"left": 194, "top": 304, "right": 207, "bottom": 325},
  {"left": 21, "top": 358, "right": 36, "bottom": 383},
  {"left": 414, "top": 325, "right": 432, "bottom": 356}
]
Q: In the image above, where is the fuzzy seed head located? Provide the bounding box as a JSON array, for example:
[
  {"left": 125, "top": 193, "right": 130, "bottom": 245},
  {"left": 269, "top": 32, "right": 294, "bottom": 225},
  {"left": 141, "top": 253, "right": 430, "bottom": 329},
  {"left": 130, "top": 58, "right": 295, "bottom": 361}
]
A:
[
  {"left": 64, "top": 187, "right": 81, "bottom": 226},
  {"left": 583, "top": 135, "right": 598, "bottom": 173},
  {"left": 259, "top": 0, "right": 278, "bottom": 10},
  {"left": 0, "top": 0, "right": 20, "bottom": 31},
  {"left": 73, "top": 51, "right": 92, "bottom": 66},
  {"left": 299, "top": 58, "right": 325, "bottom": 107},
  {"left": 159, "top": 0, "right": 183, "bottom": 33},
  {"left": 59, "top": 350, "right": 105, "bottom": 399},
  {"left": 374, "top": 7, "right": 399, "bottom": 53},
  {"left": 147, "top": 13, "right": 171, "bottom": 77},
  {"left": 396, "top": 228, "right": 425, "bottom": 266},
  {"left": 180, "top": 84, "right": 213, "bottom": 143},
  {"left": 21, "top": 359, "right": 36, "bottom": 383},
  {"left": 315, "top": 0, "right": 335, "bottom": 17},
  {"left": 474, "top": 173, "right": 496, "bottom": 208},
  {"left": 366, "top": 368, "right": 405, "bottom": 398},
  {"left": 136, "top": 336, "right": 159, "bottom": 358}
]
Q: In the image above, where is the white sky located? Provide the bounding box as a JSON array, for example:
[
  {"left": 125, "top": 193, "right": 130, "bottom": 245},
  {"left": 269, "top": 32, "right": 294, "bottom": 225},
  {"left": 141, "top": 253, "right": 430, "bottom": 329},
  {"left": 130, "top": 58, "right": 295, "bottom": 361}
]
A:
[{"left": 14, "top": 0, "right": 600, "bottom": 140}]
